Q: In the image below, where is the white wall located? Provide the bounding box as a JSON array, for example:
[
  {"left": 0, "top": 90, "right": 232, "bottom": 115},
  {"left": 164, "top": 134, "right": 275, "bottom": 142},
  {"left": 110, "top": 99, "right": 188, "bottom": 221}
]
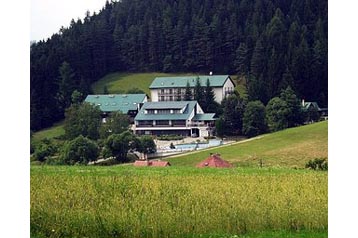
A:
[
  {"left": 223, "top": 78, "right": 235, "bottom": 92},
  {"left": 150, "top": 89, "right": 159, "bottom": 102},
  {"left": 213, "top": 87, "right": 223, "bottom": 103}
]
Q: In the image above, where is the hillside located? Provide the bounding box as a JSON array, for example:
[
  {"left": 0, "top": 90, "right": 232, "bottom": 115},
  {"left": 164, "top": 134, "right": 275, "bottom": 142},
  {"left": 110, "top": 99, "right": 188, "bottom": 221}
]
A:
[
  {"left": 30, "top": 0, "right": 328, "bottom": 131},
  {"left": 166, "top": 121, "right": 328, "bottom": 168}
]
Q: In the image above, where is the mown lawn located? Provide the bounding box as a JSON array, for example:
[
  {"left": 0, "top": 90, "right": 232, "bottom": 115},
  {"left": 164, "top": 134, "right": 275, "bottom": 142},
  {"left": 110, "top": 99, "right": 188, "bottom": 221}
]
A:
[
  {"left": 31, "top": 166, "right": 327, "bottom": 238},
  {"left": 166, "top": 121, "right": 328, "bottom": 168}
]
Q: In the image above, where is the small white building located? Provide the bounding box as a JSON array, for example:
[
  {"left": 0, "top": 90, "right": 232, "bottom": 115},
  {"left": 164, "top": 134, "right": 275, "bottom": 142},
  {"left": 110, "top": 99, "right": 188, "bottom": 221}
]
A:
[{"left": 149, "top": 75, "right": 235, "bottom": 103}]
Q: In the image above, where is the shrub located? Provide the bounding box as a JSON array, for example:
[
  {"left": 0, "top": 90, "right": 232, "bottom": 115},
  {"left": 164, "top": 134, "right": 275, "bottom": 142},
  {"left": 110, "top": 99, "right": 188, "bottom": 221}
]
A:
[
  {"left": 305, "top": 158, "right": 328, "bottom": 171},
  {"left": 243, "top": 101, "right": 267, "bottom": 137},
  {"left": 33, "top": 139, "right": 58, "bottom": 162},
  {"left": 61, "top": 136, "right": 99, "bottom": 165}
]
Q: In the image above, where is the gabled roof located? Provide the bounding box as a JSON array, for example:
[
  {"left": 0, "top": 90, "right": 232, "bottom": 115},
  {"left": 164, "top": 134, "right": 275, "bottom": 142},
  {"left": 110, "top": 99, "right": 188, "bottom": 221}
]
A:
[
  {"left": 196, "top": 154, "right": 232, "bottom": 168},
  {"left": 303, "top": 102, "right": 320, "bottom": 110},
  {"left": 135, "top": 101, "right": 197, "bottom": 121},
  {"left": 192, "top": 113, "right": 216, "bottom": 121},
  {"left": 149, "top": 75, "right": 232, "bottom": 89},
  {"left": 85, "top": 94, "right": 146, "bottom": 113}
]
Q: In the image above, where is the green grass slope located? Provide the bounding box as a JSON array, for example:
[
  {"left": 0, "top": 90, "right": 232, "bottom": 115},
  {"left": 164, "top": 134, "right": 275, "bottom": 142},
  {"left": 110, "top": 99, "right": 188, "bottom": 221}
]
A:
[
  {"left": 166, "top": 121, "right": 328, "bottom": 168},
  {"left": 91, "top": 72, "right": 193, "bottom": 95},
  {"left": 32, "top": 121, "right": 65, "bottom": 144}
]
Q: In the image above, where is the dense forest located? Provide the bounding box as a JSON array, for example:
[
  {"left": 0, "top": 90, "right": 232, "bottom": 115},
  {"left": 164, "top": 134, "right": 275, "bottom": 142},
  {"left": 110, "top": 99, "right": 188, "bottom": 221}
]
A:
[{"left": 30, "top": 0, "right": 328, "bottom": 131}]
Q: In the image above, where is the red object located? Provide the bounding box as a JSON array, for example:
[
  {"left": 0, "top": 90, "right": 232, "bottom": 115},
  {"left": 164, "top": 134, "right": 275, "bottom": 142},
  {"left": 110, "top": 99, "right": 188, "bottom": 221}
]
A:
[
  {"left": 133, "top": 160, "right": 171, "bottom": 167},
  {"left": 196, "top": 154, "right": 232, "bottom": 168}
]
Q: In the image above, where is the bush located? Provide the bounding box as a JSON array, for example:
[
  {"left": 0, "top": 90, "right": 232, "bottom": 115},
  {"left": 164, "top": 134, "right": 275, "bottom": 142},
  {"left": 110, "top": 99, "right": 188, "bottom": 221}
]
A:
[
  {"left": 61, "top": 136, "right": 99, "bottom": 165},
  {"left": 305, "top": 158, "right": 328, "bottom": 171},
  {"left": 33, "top": 139, "right": 58, "bottom": 162},
  {"left": 243, "top": 101, "right": 267, "bottom": 137}
]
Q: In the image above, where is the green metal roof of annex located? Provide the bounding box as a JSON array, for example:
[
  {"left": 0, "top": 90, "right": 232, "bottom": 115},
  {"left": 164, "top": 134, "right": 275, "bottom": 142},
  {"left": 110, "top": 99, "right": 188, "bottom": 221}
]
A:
[
  {"left": 149, "top": 75, "right": 232, "bottom": 89},
  {"left": 85, "top": 94, "right": 146, "bottom": 113},
  {"left": 135, "top": 101, "right": 197, "bottom": 121}
]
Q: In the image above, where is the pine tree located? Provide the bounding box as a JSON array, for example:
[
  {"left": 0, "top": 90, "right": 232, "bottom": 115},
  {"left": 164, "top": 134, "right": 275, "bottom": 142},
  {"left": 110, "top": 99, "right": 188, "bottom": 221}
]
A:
[
  {"left": 57, "top": 61, "right": 75, "bottom": 110},
  {"left": 235, "top": 43, "right": 249, "bottom": 77},
  {"left": 250, "top": 37, "right": 265, "bottom": 78},
  {"left": 194, "top": 77, "right": 205, "bottom": 106},
  {"left": 184, "top": 81, "right": 192, "bottom": 101},
  {"left": 204, "top": 78, "right": 216, "bottom": 112}
]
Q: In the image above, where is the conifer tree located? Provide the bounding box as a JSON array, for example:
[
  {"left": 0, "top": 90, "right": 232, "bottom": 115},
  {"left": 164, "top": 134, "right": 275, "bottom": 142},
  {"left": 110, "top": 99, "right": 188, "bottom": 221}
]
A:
[
  {"left": 204, "top": 78, "right": 215, "bottom": 112},
  {"left": 184, "top": 81, "right": 192, "bottom": 101},
  {"left": 235, "top": 43, "right": 249, "bottom": 77},
  {"left": 194, "top": 77, "right": 205, "bottom": 105},
  {"left": 57, "top": 61, "right": 75, "bottom": 110}
]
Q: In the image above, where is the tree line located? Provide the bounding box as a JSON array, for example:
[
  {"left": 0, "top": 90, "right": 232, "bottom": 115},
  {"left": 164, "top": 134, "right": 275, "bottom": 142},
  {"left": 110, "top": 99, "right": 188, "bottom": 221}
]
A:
[
  {"left": 216, "top": 86, "right": 322, "bottom": 138},
  {"left": 31, "top": 0, "right": 327, "bottom": 131}
]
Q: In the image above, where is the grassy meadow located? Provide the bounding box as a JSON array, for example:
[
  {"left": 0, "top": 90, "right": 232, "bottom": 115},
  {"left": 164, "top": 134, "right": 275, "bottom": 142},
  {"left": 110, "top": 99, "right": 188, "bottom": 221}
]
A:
[
  {"left": 31, "top": 121, "right": 65, "bottom": 145},
  {"left": 31, "top": 166, "right": 327, "bottom": 238},
  {"left": 166, "top": 121, "right": 328, "bottom": 168},
  {"left": 91, "top": 72, "right": 194, "bottom": 95}
]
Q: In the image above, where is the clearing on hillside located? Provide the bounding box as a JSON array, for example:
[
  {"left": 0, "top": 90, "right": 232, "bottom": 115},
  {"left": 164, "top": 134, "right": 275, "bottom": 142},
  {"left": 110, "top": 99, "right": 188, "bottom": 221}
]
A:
[{"left": 91, "top": 72, "right": 193, "bottom": 95}]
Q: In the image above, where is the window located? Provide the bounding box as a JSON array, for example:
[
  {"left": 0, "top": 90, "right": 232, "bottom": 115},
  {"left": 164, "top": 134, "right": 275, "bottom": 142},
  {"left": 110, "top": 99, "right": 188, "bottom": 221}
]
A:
[{"left": 157, "top": 109, "right": 170, "bottom": 114}]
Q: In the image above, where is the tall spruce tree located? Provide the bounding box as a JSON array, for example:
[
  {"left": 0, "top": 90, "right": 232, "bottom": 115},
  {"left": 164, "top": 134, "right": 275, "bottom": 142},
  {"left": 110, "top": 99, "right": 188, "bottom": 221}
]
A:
[
  {"left": 194, "top": 77, "right": 205, "bottom": 106},
  {"left": 57, "top": 61, "right": 75, "bottom": 111},
  {"left": 235, "top": 42, "right": 249, "bottom": 77},
  {"left": 184, "top": 81, "right": 192, "bottom": 101},
  {"left": 204, "top": 78, "right": 216, "bottom": 112}
]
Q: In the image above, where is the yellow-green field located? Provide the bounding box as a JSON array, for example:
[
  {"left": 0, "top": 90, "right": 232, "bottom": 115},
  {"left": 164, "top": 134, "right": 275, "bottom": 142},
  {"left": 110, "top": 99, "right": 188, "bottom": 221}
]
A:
[{"left": 31, "top": 166, "right": 327, "bottom": 238}]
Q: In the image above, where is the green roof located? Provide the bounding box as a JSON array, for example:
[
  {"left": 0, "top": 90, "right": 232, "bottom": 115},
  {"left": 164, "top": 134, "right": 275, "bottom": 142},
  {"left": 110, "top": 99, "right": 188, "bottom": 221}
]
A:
[
  {"left": 135, "top": 101, "right": 197, "bottom": 121},
  {"left": 85, "top": 94, "right": 146, "bottom": 113},
  {"left": 192, "top": 113, "right": 216, "bottom": 121},
  {"left": 144, "top": 101, "right": 189, "bottom": 110},
  {"left": 149, "top": 75, "right": 232, "bottom": 89}
]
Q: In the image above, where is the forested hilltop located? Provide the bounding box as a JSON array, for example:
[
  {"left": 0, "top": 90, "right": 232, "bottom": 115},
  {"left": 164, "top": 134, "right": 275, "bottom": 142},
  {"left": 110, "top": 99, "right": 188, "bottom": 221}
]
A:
[{"left": 30, "top": 0, "right": 327, "bottom": 131}]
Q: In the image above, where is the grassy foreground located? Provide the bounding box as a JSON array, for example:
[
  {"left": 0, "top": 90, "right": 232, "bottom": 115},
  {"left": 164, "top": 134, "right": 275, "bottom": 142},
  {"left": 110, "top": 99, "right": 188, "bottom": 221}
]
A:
[
  {"left": 31, "top": 166, "right": 327, "bottom": 238},
  {"left": 167, "top": 121, "right": 328, "bottom": 168}
]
